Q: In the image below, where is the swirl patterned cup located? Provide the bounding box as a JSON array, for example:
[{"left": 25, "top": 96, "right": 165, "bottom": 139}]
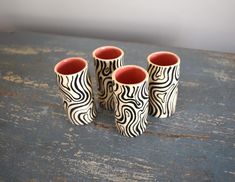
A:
[
  {"left": 93, "top": 46, "right": 124, "bottom": 110},
  {"left": 147, "top": 51, "right": 180, "bottom": 118},
  {"left": 112, "top": 65, "right": 149, "bottom": 137},
  {"left": 54, "top": 57, "right": 96, "bottom": 125}
]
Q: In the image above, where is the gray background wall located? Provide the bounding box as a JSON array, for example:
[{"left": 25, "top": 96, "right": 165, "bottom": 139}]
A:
[{"left": 1, "top": 0, "right": 235, "bottom": 53}]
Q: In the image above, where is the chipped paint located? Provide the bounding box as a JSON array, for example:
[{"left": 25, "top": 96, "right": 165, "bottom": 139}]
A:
[
  {"left": 2, "top": 71, "right": 49, "bottom": 89},
  {"left": 68, "top": 150, "right": 156, "bottom": 181},
  {"left": 0, "top": 46, "right": 86, "bottom": 56},
  {"left": 224, "top": 171, "right": 235, "bottom": 175},
  {"left": 0, "top": 47, "right": 51, "bottom": 55},
  {"left": 203, "top": 68, "right": 235, "bottom": 82},
  {"left": 66, "top": 50, "right": 86, "bottom": 56},
  {"left": 207, "top": 52, "right": 235, "bottom": 67},
  {"left": 181, "top": 81, "right": 199, "bottom": 87},
  {"left": 40, "top": 106, "right": 49, "bottom": 115}
]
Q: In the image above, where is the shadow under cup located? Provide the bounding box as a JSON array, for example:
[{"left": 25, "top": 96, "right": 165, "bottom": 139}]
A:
[
  {"left": 147, "top": 51, "right": 180, "bottom": 118},
  {"left": 112, "top": 65, "right": 149, "bottom": 137},
  {"left": 54, "top": 57, "right": 96, "bottom": 125}
]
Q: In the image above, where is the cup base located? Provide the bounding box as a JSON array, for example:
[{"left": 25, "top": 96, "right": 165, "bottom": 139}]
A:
[
  {"left": 115, "top": 120, "right": 148, "bottom": 137},
  {"left": 65, "top": 103, "right": 97, "bottom": 126},
  {"left": 149, "top": 112, "right": 175, "bottom": 119}
]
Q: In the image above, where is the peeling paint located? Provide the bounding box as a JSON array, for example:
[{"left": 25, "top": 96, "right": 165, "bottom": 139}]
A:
[
  {"left": 0, "top": 46, "right": 86, "bottom": 56},
  {"left": 181, "top": 81, "right": 199, "bottom": 87},
  {"left": 224, "top": 171, "right": 235, "bottom": 175},
  {"left": 207, "top": 52, "right": 235, "bottom": 67},
  {"left": 203, "top": 68, "right": 235, "bottom": 82},
  {"left": 0, "top": 47, "right": 51, "bottom": 55},
  {"left": 66, "top": 50, "right": 86, "bottom": 56},
  {"left": 2, "top": 71, "right": 49, "bottom": 89},
  {"left": 69, "top": 150, "right": 156, "bottom": 181}
]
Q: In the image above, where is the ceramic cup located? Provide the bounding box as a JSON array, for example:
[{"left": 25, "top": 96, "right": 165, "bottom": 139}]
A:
[
  {"left": 93, "top": 46, "right": 124, "bottom": 110},
  {"left": 112, "top": 65, "right": 149, "bottom": 137},
  {"left": 147, "top": 51, "right": 180, "bottom": 118},
  {"left": 54, "top": 57, "right": 96, "bottom": 125}
]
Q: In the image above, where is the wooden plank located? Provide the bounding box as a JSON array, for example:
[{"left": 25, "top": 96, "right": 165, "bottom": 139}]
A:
[{"left": 0, "top": 32, "right": 234, "bottom": 181}]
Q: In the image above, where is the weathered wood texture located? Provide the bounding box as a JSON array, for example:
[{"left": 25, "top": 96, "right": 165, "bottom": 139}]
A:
[{"left": 0, "top": 32, "right": 234, "bottom": 182}]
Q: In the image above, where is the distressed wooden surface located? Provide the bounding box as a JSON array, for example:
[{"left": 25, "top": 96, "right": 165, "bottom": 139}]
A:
[{"left": 0, "top": 32, "right": 234, "bottom": 182}]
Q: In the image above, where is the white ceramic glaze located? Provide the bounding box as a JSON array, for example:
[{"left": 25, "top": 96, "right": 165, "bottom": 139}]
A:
[
  {"left": 54, "top": 57, "right": 96, "bottom": 125},
  {"left": 147, "top": 51, "right": 180, "bottom": 118},
  {"left": 112, "top": 65, "right": 149, "bottom": 137},
  {"left": 93, "top": 46, "right": 124, "bottom": 110}
]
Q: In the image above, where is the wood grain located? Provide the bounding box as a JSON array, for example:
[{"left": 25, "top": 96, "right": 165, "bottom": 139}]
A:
[{"left": 0, "top": 32, "right": 234, "bottom": 181}]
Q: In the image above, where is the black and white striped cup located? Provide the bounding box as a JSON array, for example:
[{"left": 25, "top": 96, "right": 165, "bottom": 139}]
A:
[
  {"left": 112, "top": 65, "right": 149, "bottom": 137},
  {"left": 54, "top": 57, "right": 96, "bottom": 125},
  {"left": 147, "top": 51, "right": 180, "bottom": 118},
  {"left": 93, "top": 46, "right": 124, "bottom": 110}
]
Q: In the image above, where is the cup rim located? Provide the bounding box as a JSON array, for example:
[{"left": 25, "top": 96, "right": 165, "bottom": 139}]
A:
[
  {"left": 92, "top": 45, "right": 124, "bottom": 61},
  {"left": 112, "top": 65, "right": 148, "bottom": 86},
  {"left": 54, "top": 57, "right": 88, "bottom": 76},
  {"left": 147, "top": 51, "right": 180, "bottom": 67}
]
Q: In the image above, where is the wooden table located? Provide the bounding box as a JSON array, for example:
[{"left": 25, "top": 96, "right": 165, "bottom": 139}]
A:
[{"left": 0, "top": 32, "right": 234, "bottom": 181}]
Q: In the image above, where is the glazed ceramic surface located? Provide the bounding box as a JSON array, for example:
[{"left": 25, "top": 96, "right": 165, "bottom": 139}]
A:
[
  {"left": 93, "top": 46, "right": 124, "bottom": 110},
  {"left": 112, "top": 65, "right": 149, "bottom": 137},
  {"left": 54, "top": 57, "right": 96, "bottom": 125},
  {"left": 147, "top": 51, "right": 180, "bottom": 118}
]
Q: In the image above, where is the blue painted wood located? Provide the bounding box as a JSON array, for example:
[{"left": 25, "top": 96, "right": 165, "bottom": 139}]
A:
[{"left": 0, "top": 32, "right": 234, "bottom": 181}]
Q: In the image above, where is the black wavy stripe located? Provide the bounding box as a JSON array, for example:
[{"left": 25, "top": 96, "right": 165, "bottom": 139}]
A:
[
  {"left": 94, "top": 58, "right": 123, "bottom": 110},
  {"left": 148, "top": 64, "right": 180, "bottom": 118},
  {"left": 56, "top": 68, "right": 96, "bottom": 125},
  {"left": 113, "top": 81, "right": 148, "bottom": 137}
]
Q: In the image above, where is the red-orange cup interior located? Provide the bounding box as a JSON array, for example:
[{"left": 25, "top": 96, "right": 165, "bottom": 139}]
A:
[
  {"left": 149, "top": 52, "right": 179, "bottom": 66},
  {"left": 94, "top": 46, "right": 123, "bottom": 60},
  {"left": 54, "top": 57, "right": 86, "bottom": 75},
  {"left": 114, "top": 66, "right": 147, "bottom": 84}
]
